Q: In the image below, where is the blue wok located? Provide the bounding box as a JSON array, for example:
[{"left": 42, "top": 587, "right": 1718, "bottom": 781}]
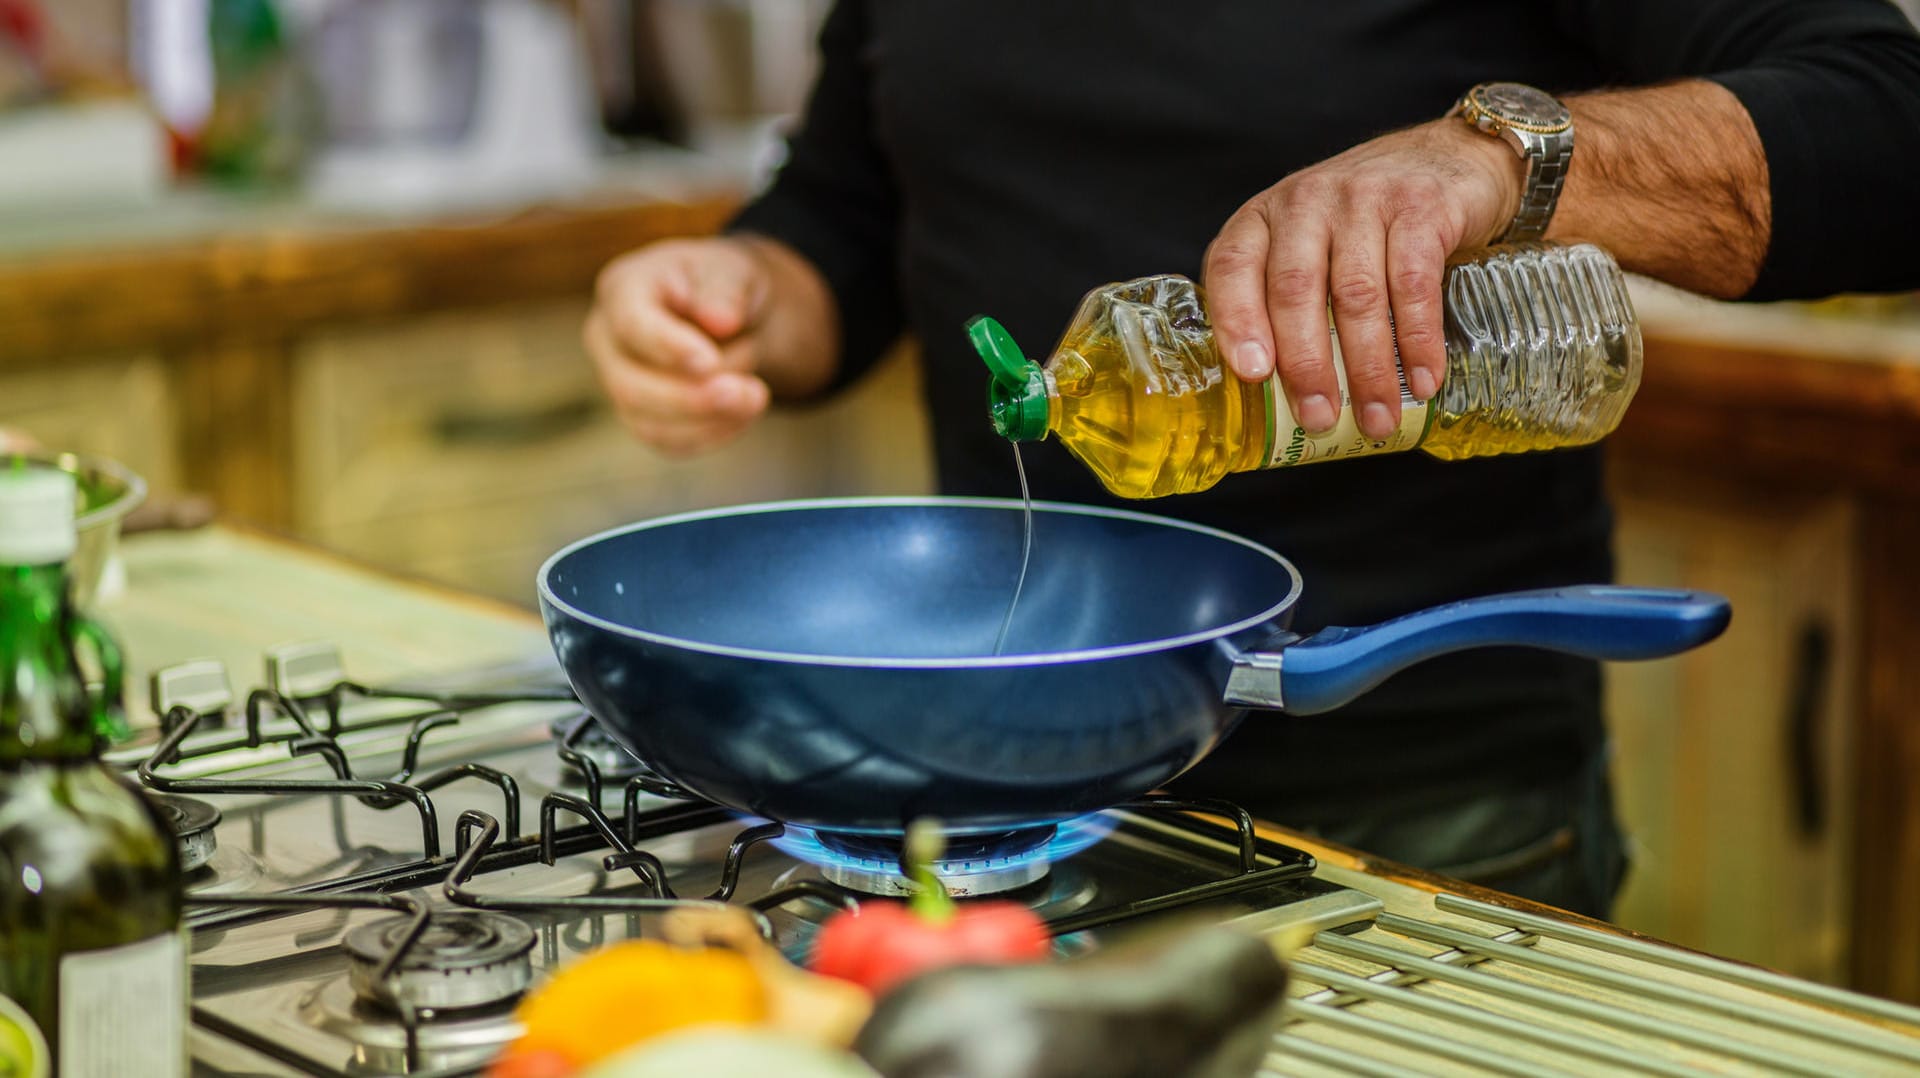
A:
[{"left": 538, "top": 497, "right": 1728, "bottom": 839}]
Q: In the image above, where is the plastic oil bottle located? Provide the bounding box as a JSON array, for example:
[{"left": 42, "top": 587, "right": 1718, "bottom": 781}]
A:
[{"left": 971, "top": 242, "right": 1641, "bottom": 499}]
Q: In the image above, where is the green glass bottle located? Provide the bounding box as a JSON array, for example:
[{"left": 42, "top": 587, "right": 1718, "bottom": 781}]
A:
[{"left": 0, "top": 469, "right": 185, "bottom": 1078}]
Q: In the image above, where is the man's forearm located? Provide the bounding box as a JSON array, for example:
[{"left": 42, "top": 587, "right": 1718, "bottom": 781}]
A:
[{"left": 1549, "top": 81, "right": 1772, "bottom": 300}]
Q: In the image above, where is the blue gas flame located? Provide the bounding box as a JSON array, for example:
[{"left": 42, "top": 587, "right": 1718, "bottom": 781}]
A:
[{"left": 770, "top": 814, "right": 1118, "bottom": 879}]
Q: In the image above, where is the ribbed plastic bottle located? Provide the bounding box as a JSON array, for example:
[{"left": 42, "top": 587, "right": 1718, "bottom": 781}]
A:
[{"left": 971, "top": 242, "right": 1642, "bottom": 499}]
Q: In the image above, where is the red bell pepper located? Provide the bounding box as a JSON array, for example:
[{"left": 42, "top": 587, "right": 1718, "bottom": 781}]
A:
[
  {"left": 810, "top": 820, "right": 1052, "bottom": 994},
  {"left": 486, "top": 1047, "right": 575, "bottom": 1078}
]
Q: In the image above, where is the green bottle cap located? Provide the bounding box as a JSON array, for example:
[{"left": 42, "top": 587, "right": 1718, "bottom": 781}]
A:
[{"left": 967, "top": 315, "right": 1050, "bottom": 442}]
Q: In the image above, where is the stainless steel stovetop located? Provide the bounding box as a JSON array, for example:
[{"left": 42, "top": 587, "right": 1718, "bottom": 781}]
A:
[
  {"left": 113, "top": 644, "right": 1920, "bottom": 1078},
  {"left": 114, "top": 645, "right": 1379, "bottom": 1077}
]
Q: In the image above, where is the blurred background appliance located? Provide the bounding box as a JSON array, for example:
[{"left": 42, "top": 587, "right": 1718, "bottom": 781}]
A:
[
  {"left": 0, "top": 0, "right": 166, "bottom": 211},
  {"left": 304, "top": 0, "right": 599, "bottom": 211},
  {"left": 577, "top": 0, "right": 830, "bottom": 185}
]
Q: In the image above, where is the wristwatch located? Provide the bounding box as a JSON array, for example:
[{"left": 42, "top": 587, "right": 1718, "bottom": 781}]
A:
[{"left": 1451, "top": 82, "right": 1573, "bottom": 243}]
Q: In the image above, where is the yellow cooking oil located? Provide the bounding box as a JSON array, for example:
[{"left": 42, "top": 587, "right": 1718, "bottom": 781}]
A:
[{"left": 971, "top": 242, "right": 1642, "bottom": 499}]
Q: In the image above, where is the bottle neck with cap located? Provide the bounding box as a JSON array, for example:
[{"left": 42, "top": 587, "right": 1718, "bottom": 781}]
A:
[
  {"left": 1, "top": 469, "right": 102, "bottom": 767},
  {"left": 1, "top": 559, "right": 99, "bottom": 766},
  {"left": 969, "top": 315, "right": 1055, "bottom": 443}
]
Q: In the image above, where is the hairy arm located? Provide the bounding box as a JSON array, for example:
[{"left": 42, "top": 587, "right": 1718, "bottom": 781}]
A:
[
  {"left": 1558, "top": 0, "right": 1920, "bottom": 301},
  {"left": 1550, "top": 81, "right": 1771, "bottom": 298}
]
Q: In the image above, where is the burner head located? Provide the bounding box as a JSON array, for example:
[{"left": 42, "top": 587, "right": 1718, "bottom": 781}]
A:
[
  {"left": 779, "top": 817, "right": 1117, "bottom": 897},
  {"left": 549, "top": 714, "right": 647, "bottom": 784},
  {"left": 344, "top": 911, "right": 535, "bottom": 1014},
  {"left": 148, "top": 793, "right": 221, "bottom": 874}
]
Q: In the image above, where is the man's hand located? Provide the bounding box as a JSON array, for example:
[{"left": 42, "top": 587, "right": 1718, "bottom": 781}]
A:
[
  {"left": 1202, "top": 81, "right": 1770, "bottom": 443},
  {"left": 1203, "top": 119, "right": 1522, "bottom": 441},
  {"left": 586, "top": 235, "right": 838, "bottom": 457}
]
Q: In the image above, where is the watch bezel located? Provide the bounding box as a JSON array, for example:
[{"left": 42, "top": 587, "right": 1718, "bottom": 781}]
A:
[{"left": 1463, "top": 82, "right": 1572, "bottom": 136}]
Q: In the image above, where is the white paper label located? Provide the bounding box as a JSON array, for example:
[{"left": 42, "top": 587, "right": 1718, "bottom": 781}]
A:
[
  {"left": 1262, "top": 325, "right": 1430, "bottom": 467},
  {"left": 58, "top": 932, "right": 186, "bottom": 1078}
]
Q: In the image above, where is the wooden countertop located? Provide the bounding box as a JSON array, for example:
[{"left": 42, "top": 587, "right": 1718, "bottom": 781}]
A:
[
  {"left": 0, "top": 166, "right": 747, "bottom": 526},
  {"left": 0, "top": 160, "right": 743, "bottom": 370},
  {"left": 1621, "top": 283, "right": 1920, "bottom": 497},
  {"left": 5, "top": 177, "right": 1917, "bottom": 402}
]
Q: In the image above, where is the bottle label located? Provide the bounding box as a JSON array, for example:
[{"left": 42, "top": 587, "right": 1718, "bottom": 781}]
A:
[
  {"left": 58, "top": 932, "right": 186, "bottom": 1078},
  {"left": 1261, "top": 326, "right": 1431, "bottom": 468}
]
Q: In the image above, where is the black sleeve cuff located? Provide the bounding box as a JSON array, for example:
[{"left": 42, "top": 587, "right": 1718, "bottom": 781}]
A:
[
  {"left": 1710, "top": 30, "right": 1920, "bottom": 301},
  {"left": 729, "top": 193, "right": 905, "bottom": 396}
]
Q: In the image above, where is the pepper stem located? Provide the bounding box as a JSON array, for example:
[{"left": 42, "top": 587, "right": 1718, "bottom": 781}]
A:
[{"left": 903, "top": 818, "right": 956, "bottom": 922}]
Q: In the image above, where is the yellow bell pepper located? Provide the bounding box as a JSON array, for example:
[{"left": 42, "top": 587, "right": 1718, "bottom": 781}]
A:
[{"left": 503, "top": 940, "right": 767, "bottom": 1072}]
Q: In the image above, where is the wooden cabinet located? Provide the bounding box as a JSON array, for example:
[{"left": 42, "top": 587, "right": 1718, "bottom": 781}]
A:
[
  {"left": 292, "top": 301, "right": 933, "bottom": 603},
  {"left": 1609, "top": 313, "right": 1920, "bottom": 1003},
  {"left": 0, "top": 190, "right": 741, "bottom": 535},
  {"left": 0, "top": 353, "right": 183, "bottom": 492},
  {"left": 1605, "top": 465, "right": 1860, "bottom": 984}
]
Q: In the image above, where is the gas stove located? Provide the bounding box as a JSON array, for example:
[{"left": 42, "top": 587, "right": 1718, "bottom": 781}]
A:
[
  {"left": 119, "top": 644, "right": 1374, "bottom": 1076},
  {"left": 113, "top": 644, "right": 1920, "bottom": 1078}
]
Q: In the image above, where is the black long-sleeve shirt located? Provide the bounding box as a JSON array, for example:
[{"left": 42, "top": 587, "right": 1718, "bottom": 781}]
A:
[{"left": 732, "top": 0, "right": 1920, "bottom": 819}]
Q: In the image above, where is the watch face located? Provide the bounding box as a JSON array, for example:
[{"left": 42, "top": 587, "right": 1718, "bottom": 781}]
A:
[{"left": 1470, "top": 82, "right": 1572, "bottom": 132}]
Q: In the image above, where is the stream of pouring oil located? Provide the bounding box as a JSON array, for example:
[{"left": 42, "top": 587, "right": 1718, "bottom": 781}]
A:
[{"left": 991, "top": 442, "right": 1033, "bottom": 657}]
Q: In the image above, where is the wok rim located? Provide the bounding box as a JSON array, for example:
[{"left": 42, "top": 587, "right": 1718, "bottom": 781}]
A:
[{"left": 537, "top": 495, "right": 1304, "bottom": 669}]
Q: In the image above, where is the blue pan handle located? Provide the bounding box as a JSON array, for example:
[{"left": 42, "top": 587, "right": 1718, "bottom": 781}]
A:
[{"left": 1223, "top": 585, "right": 1731, "bottom": 715}]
